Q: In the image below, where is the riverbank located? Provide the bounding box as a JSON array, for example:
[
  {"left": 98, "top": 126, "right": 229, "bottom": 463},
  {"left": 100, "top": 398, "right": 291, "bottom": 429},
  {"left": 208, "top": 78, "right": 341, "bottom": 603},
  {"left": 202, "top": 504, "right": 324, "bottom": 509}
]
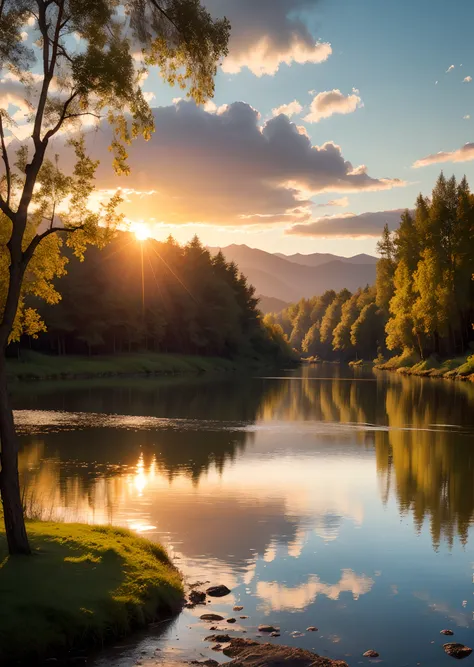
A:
[
  {"left": 0, "top": 521, "right": 183, "bottom": 665},
  {"left": 375, "top": 350, "right": 474, "bottom": 381},
  {"left": 6, "top": 350, "right": 266, "bottom": 382}
]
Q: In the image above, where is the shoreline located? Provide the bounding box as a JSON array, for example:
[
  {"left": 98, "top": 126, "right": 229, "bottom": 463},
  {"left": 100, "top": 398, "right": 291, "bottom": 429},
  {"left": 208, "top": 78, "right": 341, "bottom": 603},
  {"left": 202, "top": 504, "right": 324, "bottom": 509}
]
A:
[
  {"left": 6, "top": 351, "right": 284, "bottom": 383},
  {"left": 0, "top": 521, "right": 183, "bottom": 666},
  {"left": 374, "top": 351, "right": 474, "bottom": 382}
]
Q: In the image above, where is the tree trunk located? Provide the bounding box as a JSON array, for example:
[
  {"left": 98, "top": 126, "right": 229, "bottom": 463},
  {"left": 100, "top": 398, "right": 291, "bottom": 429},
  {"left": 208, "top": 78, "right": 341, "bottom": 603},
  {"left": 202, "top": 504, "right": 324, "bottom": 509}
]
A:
[{"left": 0, "top": 355, "right": 31, "bottom": 555}]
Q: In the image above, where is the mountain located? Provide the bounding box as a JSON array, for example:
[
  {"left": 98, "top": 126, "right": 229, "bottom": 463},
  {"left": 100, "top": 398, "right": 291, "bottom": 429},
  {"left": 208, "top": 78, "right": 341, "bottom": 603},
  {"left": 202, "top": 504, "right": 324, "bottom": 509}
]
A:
[
  {"left": 257, "top": 295, "right": 290, "bottom": 314},
  {"left": 275, "top": 251, "right": 378, "bottom": 267},
  {"left": 208, "top": 244, "right": 377, "bottom": 305}
]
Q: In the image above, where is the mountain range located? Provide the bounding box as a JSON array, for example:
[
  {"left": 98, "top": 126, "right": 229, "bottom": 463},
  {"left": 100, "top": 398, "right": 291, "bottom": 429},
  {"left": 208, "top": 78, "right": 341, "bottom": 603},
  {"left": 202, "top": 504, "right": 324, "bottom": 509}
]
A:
[{"left": 208, "top": 245, "right": 378, "bottom": 312}]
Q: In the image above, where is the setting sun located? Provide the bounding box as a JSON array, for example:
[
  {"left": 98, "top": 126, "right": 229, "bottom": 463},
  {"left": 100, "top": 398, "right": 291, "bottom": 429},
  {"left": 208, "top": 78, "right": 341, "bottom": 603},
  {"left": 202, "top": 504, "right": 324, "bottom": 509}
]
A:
[{"left": 133, "top": 223, "right": 150, "bottom": 242}]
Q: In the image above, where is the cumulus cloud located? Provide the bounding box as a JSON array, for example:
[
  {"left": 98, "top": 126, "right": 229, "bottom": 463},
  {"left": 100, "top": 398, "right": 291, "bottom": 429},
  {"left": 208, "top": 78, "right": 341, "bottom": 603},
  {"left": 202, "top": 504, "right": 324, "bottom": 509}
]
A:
[
  {"left": 463, "top": 115, "right": 470, "bottom": 120},
  {"left": 413, "top": 142, "right": 474, "bottom": 168},
  {"left": 463, "top": 76, "right": 472, "bottom": 83},
  {"left": 204, "top": 0, "right": 332, "bottom": 76},
  {"left": 59, "top": 101, "right": 404, "bottom": 227},
  {"left": 286, "top": 209, "right": 407, "bottom": 237},
  {"left": 446, "top": 65, "right": 455, "bottom": 73},
  {"left": 315, "top": 196, "right": 349, "bottom": 208},
  {"left": 304, "top": 89, "right": 363, "bottom": 123},
  {"left": 272, "top": 100, "right": 303, "bottom": 117}
]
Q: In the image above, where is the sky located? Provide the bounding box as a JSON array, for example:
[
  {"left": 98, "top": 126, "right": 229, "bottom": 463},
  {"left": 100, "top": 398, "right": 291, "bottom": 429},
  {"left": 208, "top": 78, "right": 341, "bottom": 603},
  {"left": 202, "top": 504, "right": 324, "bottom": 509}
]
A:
[{"left": 7, "top": 0, "right": 474, "bottom": 256}]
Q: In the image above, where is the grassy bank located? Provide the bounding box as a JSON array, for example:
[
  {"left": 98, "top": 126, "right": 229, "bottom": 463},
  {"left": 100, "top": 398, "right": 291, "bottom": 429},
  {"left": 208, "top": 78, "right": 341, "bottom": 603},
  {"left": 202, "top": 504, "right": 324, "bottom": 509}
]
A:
[
  {"left": 6, "top": 350, "right": 244, "bottom": 382},
  {"left": 0, "top": 521, "right": 183, "bottom": 665},
  {"left": 375, "top": 350, "right": 474, "bottom": 381}
]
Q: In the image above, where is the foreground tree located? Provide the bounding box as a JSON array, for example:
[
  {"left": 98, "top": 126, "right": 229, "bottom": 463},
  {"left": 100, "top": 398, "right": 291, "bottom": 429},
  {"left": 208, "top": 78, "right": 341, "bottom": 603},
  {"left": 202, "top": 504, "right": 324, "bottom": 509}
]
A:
[{"left": 0, "top": 0, "right": 229, "bottom": 554}]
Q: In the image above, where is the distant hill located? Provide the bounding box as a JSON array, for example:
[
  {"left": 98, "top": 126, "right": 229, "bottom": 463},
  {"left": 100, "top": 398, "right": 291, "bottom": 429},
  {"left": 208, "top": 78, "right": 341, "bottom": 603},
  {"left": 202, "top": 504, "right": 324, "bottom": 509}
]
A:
[
  {"left": 257, "top": 295, "right": 290, "bottom": 314},
  {"left": 208, "top": 244, "right": 377, "bottom": 303}
]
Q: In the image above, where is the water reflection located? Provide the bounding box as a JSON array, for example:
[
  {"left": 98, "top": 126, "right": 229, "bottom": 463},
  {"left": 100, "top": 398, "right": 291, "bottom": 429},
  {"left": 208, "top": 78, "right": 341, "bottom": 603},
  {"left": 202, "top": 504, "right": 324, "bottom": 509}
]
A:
[{"left": 13, "top": 367, "right": 474, "bottom": 666}]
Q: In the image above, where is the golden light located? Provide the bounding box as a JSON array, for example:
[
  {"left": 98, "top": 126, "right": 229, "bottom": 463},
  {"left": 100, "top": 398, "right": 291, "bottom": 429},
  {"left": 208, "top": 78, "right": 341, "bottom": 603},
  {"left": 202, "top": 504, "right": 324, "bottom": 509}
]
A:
[{"left": 134, "top": 223, "right": 150, "bottom": 242}]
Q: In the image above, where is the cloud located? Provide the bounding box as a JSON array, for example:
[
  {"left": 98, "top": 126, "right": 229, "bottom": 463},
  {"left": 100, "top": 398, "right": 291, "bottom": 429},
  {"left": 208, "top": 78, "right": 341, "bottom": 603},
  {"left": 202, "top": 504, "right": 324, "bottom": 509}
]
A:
[
  {"left": 304, "top": 89, "right": 363, "bottom": 123},
  {"left": 204, "top": 0, "right": 332, "bottom": 76},
  {"left": 446, "top": 65, "right": 455, "bottom": 73},
  {"left": 272, "top": 100, "right": 303, "bottom": 118},
  {"left": 463, "top": 76, "right": 472, "bottom": 83},
  {"left": 315, "top": 196, "right": 349, "bottom": 208},
  {"left": 47, "top": 101, "right": 404, "bottom": 228},
  {"left": 286, "top": 209, "right": 407, "bottom": 237},
  {"left": 413, "top": 142, "right": 474, "bottom": 168},
  {"left": 463, "top": 115, "right": 470, "bottom": 120}
]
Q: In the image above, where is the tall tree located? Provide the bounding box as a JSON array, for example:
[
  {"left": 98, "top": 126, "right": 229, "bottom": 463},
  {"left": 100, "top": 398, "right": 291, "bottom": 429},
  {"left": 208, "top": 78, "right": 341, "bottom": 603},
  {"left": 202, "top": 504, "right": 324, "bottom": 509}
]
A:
[{"left": 0, "top": 0, "right": 229, "bottom": 554}]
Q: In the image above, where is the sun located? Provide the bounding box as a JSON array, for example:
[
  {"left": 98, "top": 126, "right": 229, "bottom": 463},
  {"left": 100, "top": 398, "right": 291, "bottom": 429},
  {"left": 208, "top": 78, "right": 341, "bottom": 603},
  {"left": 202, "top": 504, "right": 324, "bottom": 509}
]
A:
[{"left": 133, "top": 223, "right": 150, "bottom": 242}]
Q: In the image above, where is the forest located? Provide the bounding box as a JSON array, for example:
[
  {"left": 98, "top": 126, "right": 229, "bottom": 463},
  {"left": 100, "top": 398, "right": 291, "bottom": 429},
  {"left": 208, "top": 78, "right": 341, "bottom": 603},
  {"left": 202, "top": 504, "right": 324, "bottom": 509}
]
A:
[
  {"left": 267, "top": 173, "right": 474, "bottom": 362},
  {"left": 17, "top": 233, "right": 293, "bottom": 366}
]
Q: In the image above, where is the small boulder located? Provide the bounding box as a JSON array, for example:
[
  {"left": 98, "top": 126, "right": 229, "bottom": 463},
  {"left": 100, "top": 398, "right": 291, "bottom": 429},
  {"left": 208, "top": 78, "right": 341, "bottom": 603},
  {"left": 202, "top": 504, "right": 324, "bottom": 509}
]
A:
[
  {"left": 189, "top": 590, "right": 207, "bottom": 605},
  {"left": 270, "top": 632, "right": 281, "bottom": 638},
  {"left": 227, "top": 618, "right": 237, "bottom": 624},
  {"left": 207, "top": 585, "right": 231, "bottom": 598},
  {"left": 307, "top": 627, "right": 318, "bottom": 632},
  {"left": 233, "top": 606, "right": 244, "bottom": 611},
  {"left": 191, "top": 660, "right": 219, "bottom": 667},
  {"left": 240, "top": 616, "right": 249, "bottom": 619},
  {"left": 205, "top": 634, "right": 232, "bottom": 643},
  {"left": 443, "top": 643, "right": 473, "bottom": 659},
  {"left": 200, "top": 614, "right": 225, "bottom": 622},
  {"left": 258, "top": 625, "right": 279, "bottom": 633},
  {"left": 222, "top": 638, "right": 348, "bottom": 666},
  {"left": 211, "top": 644, "right": 222, "bottom": 652},
  {"left": 441, "top": 630, "right": 455, "bottom": 636},
  {"left": 363, "top": 650, "right": 379, "bottom": 658}
]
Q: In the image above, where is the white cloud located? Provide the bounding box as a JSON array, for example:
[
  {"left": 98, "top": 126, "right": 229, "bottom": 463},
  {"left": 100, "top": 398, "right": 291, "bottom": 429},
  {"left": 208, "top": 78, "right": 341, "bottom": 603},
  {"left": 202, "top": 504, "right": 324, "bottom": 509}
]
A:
[
  {"left": 49, "top": 101, "right": 403, "bottom": 228},
  {"left": 463, "top": 76, "right": 472, "bottom": 83},
  {"left": 304, "top": 89, "right": 363, "bottom": 123},
  {"left": 463, "top": 115, "right": 470, "bottom": 120},
  {"left": 446, "top": 65, "right": 455, "bottom": 73},
  {"left": 413, "top": 142, "right": 474, "bottom": 168},
  {"left": 286, "top": 209, "right": 407, "bottom": 238},
  {"left": 315, "top": 196, "right": 349, "bottom": 208},
  {"left": 272, "top": 100, "right": 303, "bottom": 117},
  {"left": 205, "top": 0, "right": 332, "bottom": 76}
]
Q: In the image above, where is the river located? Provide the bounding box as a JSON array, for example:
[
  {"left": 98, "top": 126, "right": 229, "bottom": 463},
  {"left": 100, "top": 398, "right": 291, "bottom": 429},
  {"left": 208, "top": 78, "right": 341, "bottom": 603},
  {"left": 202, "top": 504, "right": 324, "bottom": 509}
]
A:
[{"left": 11, "top": 365, "right": 474, "bottom": 667}]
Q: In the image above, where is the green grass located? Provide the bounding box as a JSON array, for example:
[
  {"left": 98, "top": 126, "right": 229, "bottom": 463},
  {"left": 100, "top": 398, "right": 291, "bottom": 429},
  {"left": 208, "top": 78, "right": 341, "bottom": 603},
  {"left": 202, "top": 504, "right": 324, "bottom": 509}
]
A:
[
  {"left": 0, "top": 521, "right": 183, "bottom": 664},
  {"left": 6, "top": 350, "right": 239, "bottom": 382},
  {"left": 375, "top": 350, "right": 474, "bottom": 381}
]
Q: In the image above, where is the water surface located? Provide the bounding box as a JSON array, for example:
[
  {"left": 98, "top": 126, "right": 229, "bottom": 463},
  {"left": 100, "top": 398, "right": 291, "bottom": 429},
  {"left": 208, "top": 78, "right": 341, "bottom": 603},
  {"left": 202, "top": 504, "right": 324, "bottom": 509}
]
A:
[{"left": 12, "top": 366, "right": 474, "bottom": 666}]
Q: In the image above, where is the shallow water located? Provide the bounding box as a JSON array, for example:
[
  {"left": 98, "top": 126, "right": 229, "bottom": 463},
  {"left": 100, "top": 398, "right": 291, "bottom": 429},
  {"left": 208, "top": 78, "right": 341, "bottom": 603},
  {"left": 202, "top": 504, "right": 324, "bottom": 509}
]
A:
[{"left": 12, "top": 365, "right": 474, "bottom": 666}]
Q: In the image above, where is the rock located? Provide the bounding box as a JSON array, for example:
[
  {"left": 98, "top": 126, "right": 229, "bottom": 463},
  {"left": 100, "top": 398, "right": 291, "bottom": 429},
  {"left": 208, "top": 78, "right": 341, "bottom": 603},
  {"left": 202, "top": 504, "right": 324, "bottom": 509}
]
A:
[
  {"left": 258, "top": 625, "right": 279, "bottom": 633},
  {"left": 270, "top": 632, "right": 280, "bottom": 638},
  {"left": 209, "top": 626, "right": 218, "bottom": 631},
  {"left": 189, "top": 590, "right": 207, "bottom": 605},
  {"left": 441, "top": 630, "right": 455, "bottom": 636},
  {"left": 443, "top": 643, "right": 473, "bottom": 659},
  {"left": 200, "top": 613, "right": 225, "bottom": 622},
  {"left": 291, "top": 632, "right": 305, "bottom": 638},
  {"left": 205, "top": 634, "right": 233, "bottom": 643},
  {"left": 307, "top": 627, "right": 318, "bottom": 632},
  {"left": 190, "top": 660, "right": 219, "bottom": 667},
  {"left": 211, "top": 644, "right": 222, "bottom": 652},
  {"left": 222, "top": 638, "right": 348, "bottom": 666},
  {"left": 363, "top": 650, "right": 379, "bottom": 658},
  {"left": 233, "top": 605, "right": 244, "bottom": 611},
  {"left": 206, "top": 585, "right": 231, "bottom": 597},
  {"left": 240, "top": 616, "right": 249, "bottom": 619},
  {"left": 227, "top": 618, "right": 237, "bottom": 623}
]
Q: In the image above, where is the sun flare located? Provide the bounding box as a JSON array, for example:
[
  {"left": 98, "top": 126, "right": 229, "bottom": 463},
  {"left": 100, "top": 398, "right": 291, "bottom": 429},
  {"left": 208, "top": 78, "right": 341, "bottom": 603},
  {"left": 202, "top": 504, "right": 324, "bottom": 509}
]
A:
[{"left": 134, "top": 223, "right": 150, "bottom": 241}]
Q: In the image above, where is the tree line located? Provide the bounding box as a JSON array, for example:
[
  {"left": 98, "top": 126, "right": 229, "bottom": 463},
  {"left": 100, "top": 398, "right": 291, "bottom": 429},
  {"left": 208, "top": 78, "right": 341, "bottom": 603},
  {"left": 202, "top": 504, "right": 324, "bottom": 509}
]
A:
[
  {"left": 21, "top": 233, "right": 293, "bottom": 365},
  {"left": 267, "top": 172, "right": 474, "bottom": 362}
]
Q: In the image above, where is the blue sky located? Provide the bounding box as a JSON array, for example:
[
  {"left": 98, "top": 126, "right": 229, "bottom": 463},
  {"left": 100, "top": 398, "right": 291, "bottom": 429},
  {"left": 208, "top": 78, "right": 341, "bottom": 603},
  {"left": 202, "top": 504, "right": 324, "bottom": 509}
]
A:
[
  {"left": 9, "top": 0, "right": 474, "bottom": 256},
  {"left": 135, "top": 0, "right": 474, "bottom": 255}
]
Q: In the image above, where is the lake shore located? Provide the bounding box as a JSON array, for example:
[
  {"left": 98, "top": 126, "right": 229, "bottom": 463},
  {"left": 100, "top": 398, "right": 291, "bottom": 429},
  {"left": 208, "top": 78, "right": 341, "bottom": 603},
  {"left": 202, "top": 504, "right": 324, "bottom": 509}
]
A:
[
  {"left": 374, "top": 351, "right": 474, "bottom": 381},
  {"left": 0, "top": 521, "right": 183, "bottom": 665},
  {"left": 6, "top": 351, "right": 281, "bottom": 383}
]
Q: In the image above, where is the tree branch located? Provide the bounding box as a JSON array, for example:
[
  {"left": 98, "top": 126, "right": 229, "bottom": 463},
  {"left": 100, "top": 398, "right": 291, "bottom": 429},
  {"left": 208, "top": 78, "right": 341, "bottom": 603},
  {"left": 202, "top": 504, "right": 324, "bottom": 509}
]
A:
[
  {"left": 23, "top": 224, "right": 84, "bottom": 266},
  {"left": 43, "top": 90, "right": 79, "bottom": 140},
  {"left": 148, "top": 0, "right": 184, "bottom": 37},
  {"left": 0, "top": 195, "right": 14, "bottom": 219},
  {"left": 0, "top": 113, "right": 11, "bottom": 207}
]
